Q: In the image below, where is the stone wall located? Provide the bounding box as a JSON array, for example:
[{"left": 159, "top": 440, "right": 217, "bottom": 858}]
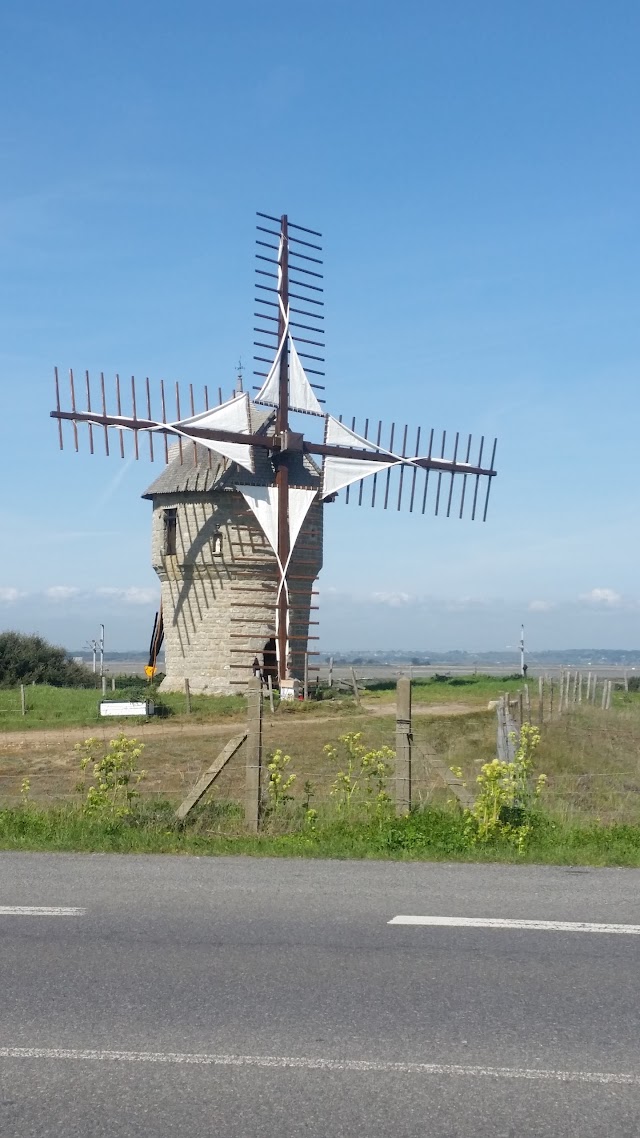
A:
[{"left": 150, "top": 489, "right": 323, "bottom": 694}]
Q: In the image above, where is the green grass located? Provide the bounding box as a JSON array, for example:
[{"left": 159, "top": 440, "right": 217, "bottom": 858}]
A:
[
  {"left": 3, "top": 799, "right": 640, "bottom": 866},
  {"left": 0, "top": 673, "right": 526, "bottom": 732},
  {"left": 0, "top": 681, "right": 364, "bottom": 732},
  {"left": 0, "top": 683, "right": 247, "bottom": 731},
  {"left": 2, "top": 675, "right": 634, "bottom": 734},
  {"left": 363, "top": 673, "right": 526, "bottom": 707}
]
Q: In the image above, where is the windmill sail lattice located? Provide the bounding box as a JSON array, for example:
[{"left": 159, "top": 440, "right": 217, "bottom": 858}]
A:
[{"left": 50, "top": 212, "right": 498, "bottom": 691}]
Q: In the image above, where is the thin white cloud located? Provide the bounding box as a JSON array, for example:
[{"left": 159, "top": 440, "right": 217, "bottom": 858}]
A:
[
  {"left": 579, "top": 588, "right": 623, "bottom": 608},
  {"left": 528, "top": 599, "right": 555, "bottom": 612},
  {"left": 0, "top": 587, "right": 24, "bottom": 603},
  {"left": 371, "top": 591, "right": 413, "bottom": 608},
  {"left": 44, "top": 586, "right": 81, "bottom": 602},
  {"left": 95, "top": 586, "right": 157, "bottom": 606},
  {"left": 443, "top": 596, "right": 488, "bottom": 613}
]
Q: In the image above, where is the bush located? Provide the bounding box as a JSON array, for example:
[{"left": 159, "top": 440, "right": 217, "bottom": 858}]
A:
[{"left": 0, "top": 631, "right": 94, "bottom": 688}]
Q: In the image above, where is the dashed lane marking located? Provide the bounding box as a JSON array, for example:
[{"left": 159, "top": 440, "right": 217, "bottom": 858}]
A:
[
  {"left": 0, "top": 906, "right": 86, "bottom": 916},
  {"left": 388, "top": 915, "right": 640, "bottom": 934},
  {"left": 0, "top": 1046, "right": 638, "bottom": 1086}
]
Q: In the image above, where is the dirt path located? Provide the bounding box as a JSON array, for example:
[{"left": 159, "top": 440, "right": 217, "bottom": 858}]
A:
[{"left": 0, "top": 702, "right": 479, "bottom": 751}]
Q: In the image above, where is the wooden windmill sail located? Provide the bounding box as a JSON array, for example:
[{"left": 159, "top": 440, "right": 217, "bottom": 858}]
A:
[{"left": 51, "top": 212, "right": 497, "bottom": 689}]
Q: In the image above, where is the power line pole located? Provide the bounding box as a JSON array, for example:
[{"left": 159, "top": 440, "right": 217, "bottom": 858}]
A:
[{"left": 86, "top": 639, "right": 98, "bottom": 673}]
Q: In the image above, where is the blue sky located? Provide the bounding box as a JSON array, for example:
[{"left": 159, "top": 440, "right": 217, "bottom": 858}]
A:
[{"left": 1, "top": 0, "right": 639, "bottom": 652}]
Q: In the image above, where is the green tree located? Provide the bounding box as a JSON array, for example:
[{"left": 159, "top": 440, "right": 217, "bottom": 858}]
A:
[{"left": 0, "top": 631, "right": 94, "bottom": 688}]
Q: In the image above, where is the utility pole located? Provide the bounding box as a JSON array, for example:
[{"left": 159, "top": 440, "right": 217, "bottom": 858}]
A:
[
  {"left": 86, "top": 639, "right": 98, "bottom": 673},
  {"left": 99, "top": 624, "right": 105, "bottom": 679}
]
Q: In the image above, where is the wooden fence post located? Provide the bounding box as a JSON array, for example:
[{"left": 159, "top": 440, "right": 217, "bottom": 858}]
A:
[
  {"left": 586, "top": 672, "right": 592, "bottom": 702},
  {"left": 20, "top": 684, "right": 26, "bottom": 717},
  {"left": 350, "top": 667, "right": 361, "bottom": 707},
  {"left": 267, "top": 674, "right": 275, "bottom": 714},
  {"left": 497, "top": 695, "right": 518, "bottom": 761},
  {"left": 395, "top": 676, "right": 412, "bottom": 814},
  {"left": 304, "top": 653, "right": 309, "bottom": 701},
  {"left": 184, "top": 678, "right": 191, "bottom": 715},
  {"left": 328, "top": 656, "right": 334, "bottom": 688},
  {"left": 549, "top": 679, "right": 554, "bottom": 720},
  {"left": 591, "top": 676, "right": 598, "bottom": 704},
  {"left": 245, "top": 679, "right": 263, "bottom": 832},
  {"left": 538, "top": 676, "right": 544, "bottom": 726}
]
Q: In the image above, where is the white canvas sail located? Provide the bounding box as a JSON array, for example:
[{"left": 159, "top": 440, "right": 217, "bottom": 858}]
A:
[
  {"left": 253, "top": 357, "right": 281, "bottom": 408},
  {"left": 255, "top": 236, "right": 289, "bottom": 407},
  {"left": 255, "top": 335, "right": 323, "bottom": 417},
  {"left": 237, "top": 484, "right": 280, "bottom": 557},
  {"left": 237, "top": 485, "right": 317, "bottom": 566},
  {"left": 237, "top": 484, "right": 317, "bottom": 674},
  {"left": 288, "top": 339, "right": 324, "bottom": 416},
  {"left": 287, "top": 486, "right": 317, "bottom": 552},
  {"left": 321, "top": 415, "right": 399, "bottom": 498},
  {"left": 171, "top": 392, "right": 254, "bottom": 472}
]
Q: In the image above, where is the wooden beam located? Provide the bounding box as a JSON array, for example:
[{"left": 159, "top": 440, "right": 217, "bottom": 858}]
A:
[{"left": 175, "top": 732, "right": 247, "bottom": 820}]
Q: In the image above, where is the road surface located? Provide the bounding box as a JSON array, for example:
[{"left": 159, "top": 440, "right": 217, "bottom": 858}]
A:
[{"left": 1, "top": 854, "right": 639, "bottom": 1136}]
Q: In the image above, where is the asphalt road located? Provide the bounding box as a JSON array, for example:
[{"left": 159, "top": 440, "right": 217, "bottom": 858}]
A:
[{"left": 1, "top": 854, "right": 640, "bottom": 1137}]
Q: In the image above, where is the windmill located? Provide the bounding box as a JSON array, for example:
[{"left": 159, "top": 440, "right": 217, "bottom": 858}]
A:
[{"left": 50, "top": 211, "right": 497, "bottom": 693}]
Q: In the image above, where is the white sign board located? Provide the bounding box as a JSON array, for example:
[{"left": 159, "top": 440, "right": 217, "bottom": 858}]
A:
[
  {"left": 99, "top": 701, "right": 154, "bottom": 717},
  {"left": 279, "top": 680, "right": 301, "bottom": 701}
]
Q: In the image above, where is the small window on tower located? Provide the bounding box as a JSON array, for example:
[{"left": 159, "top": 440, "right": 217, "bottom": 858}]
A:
[{"left": 163, "top": 508, "right": 177, "bottom": 556}]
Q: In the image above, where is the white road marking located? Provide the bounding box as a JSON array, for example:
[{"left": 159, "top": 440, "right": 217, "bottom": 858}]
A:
[
  {"left": 0, "top": 1046, "right": 638, "bottom": 1086},
  {"left": 388, "top": 915, "right": 640, "bottom": 934},
  {"left": 0, "top": 906, "right": 86, "bottom": 916}
]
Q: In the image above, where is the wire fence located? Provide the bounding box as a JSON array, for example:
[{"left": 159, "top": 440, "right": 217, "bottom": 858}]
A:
[{"left": 1, "top": 678, "right": 640, "bottom": 825}]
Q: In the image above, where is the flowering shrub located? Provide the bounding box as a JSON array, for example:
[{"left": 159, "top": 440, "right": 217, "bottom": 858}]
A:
[
  {"left": 464, "top": 723, "right": 546, "bottom": 851},
  {"left": 324, "top": 732, "right": 394, "bottom": 819},
  {"left": 266, "top": 748, "right": 296, "bottom": 810},
  {"left": 75, "top": 734, "right": 146, "bottom": 817}
]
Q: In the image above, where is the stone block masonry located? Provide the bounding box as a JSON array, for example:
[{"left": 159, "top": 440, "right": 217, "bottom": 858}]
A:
[{"left": 149, "top": 490, "right": 323, "bottom": 694}]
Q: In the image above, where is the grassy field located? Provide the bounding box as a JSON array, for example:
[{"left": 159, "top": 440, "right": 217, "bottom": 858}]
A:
[
  {"left": 0, "top": 683, "right": 247, "bottom": 731},
  {"left": 2, "top": 676, "right": 640, "bottom": 864},
  {"left": 363, "top": 672, "right": 526, "bottom": 707},
  {"left": 0, "top": 673, "right": 532, "bottom": 732}
]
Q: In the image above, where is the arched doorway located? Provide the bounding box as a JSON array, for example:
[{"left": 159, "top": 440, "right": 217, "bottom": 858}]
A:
[{"left": 262, "top": 638, "right": 278, "bottom": 688}]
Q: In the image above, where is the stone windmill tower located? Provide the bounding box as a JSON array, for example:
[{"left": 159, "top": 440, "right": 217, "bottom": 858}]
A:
[
  {"left": 51, "top": 211, "right": 498, "bottom": 695},
  {"left": 141, "top": 403, "right": 323, "bottom": 694}
]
